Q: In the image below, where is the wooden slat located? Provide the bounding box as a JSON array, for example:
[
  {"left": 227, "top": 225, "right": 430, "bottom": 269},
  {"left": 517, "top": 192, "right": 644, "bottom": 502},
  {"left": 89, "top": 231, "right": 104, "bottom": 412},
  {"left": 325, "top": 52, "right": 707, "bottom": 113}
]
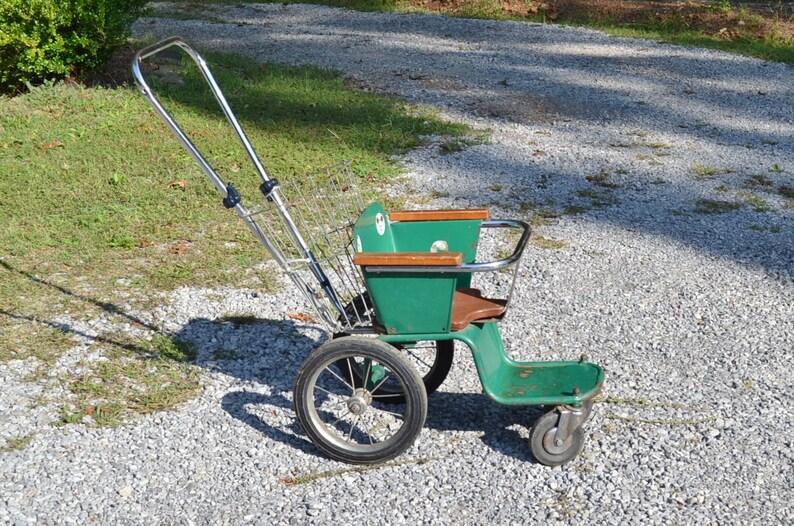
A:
[
  {"left": 389, "top": 209, "right": 489, "bottom": 222},
  {"left": 354, "top": 252, "right": 463, "bottom": 267}
]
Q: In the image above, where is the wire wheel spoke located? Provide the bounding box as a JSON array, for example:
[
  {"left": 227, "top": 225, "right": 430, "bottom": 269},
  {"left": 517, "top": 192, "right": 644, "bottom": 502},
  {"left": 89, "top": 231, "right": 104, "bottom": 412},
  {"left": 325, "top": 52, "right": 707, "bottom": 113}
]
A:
[
  {"left": 405, "top": 349, "right": 433, "bottom": 370},
  {"left": 345, "top": 416, "right": 360, "bottom": 443},
  {"left": 361, "top": 418, "right": 375, "bottom": 445},
  {"left": 369, "top": 373, "right": 396, "bottom": 396},
  {"left": 329, "top": 409, "right": 352, "bottom": 429},
  {"left": 373, "top": 408, "right": 406, "bottom": 419},
  {"left": 323, "top": 365, "right": 355, "bottom": 393}
]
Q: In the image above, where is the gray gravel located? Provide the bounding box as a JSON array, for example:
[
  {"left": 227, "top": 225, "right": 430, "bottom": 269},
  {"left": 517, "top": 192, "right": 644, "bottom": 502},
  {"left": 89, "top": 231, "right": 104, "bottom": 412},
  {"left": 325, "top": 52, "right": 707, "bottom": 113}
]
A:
[{"left": 3, "top": 3, "right": 793, "bottom": 525}]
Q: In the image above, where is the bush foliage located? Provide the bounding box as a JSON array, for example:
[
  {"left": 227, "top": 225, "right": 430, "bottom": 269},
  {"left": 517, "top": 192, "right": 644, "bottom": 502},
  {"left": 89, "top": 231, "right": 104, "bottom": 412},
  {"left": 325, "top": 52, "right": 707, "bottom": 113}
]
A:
[{"left": 0, "top": 0, "right": 148, "bottom": 92}]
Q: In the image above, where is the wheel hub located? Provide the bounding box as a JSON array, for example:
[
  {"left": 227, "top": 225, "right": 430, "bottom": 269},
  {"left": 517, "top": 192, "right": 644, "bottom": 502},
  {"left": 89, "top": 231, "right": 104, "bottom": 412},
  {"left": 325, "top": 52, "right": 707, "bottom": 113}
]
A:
[
  {"left": 347, "top": 388, "right": 372, "bottom": 415},
  {"left": 542, "top": 427, "right": 573, "bottom": 455}
]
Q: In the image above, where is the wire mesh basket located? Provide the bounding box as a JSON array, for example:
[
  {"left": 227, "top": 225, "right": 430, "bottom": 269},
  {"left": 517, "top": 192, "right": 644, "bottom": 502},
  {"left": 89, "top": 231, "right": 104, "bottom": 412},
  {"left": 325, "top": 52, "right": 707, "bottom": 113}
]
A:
[{"left": 245, "top": 163, "right": 376, "bottom": 333}]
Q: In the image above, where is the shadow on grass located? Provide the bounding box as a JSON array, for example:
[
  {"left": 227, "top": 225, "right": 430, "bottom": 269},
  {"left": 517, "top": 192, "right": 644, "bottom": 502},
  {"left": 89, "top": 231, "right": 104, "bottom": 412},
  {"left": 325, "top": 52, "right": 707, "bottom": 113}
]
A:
[{"left": 0, "top": 259, "right": 159, "bottom": 334}]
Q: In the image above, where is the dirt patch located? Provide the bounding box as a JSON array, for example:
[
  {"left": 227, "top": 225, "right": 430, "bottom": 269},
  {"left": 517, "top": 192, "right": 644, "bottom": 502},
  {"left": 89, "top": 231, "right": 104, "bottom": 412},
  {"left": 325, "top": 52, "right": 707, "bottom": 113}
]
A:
[
  {"left": 469, "top": 91, "right": 589, "bottom": 122},
  {"left": 413, "top": 0, "right": 794, "bottom": 43}
]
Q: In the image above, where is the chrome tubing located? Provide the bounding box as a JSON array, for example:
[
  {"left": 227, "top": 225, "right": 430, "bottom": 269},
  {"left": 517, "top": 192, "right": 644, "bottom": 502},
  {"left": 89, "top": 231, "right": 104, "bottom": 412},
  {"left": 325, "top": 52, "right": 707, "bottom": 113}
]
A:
[
  {"left": 132, "top": 37, "right": 345, "bottom": 318},
  {"left": 361, "top": 219, "right": 531, "bottom": 274}
]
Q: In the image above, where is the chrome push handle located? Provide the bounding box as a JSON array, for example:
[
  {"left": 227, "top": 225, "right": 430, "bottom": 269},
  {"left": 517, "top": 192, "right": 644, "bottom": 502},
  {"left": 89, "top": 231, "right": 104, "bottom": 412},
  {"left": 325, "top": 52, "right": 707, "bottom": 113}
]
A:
[
  {"left": 131, "top": 36, "right": 275, "bottom": 199},
  {"left": 133, "top": 37, "right": 343, "bottom": 316}
]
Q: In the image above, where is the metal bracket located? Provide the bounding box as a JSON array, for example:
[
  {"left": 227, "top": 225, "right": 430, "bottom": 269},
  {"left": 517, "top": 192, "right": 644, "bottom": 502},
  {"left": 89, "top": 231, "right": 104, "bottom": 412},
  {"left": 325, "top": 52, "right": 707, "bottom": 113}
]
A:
[
  {"left": 260, "top": 179, "right": 280, "bottom": 202},
  {"left": 551, "top": 404, "right": 590, "bottom": 446},
  {"left": 222, "top": 182, "right": 241, "bottom": 209}
]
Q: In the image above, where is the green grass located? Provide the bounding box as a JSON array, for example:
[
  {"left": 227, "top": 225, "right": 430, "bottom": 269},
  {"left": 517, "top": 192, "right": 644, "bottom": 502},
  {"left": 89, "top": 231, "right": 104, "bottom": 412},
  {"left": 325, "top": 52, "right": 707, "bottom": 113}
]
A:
[
  {"left": 530, "top": 234, "right": 569, "bottom": 250},
  {"left": 691, "top": 163, "right": 722, "bottom": 179},
  {"left": 1, "top": 48, "right": 465, "bottom": 424},
  {"left": 587, "top": 24, "right": 794, "bottom": 65},
  {"left": 562, "top": 205, "right": 589, "bottom": 216},
  {"left": 1, "top": 432, "right": 36, "bottom": 452},
  {"left": 438, "top": 131, "right": 489, "bottom": 155},
  {"left": 744, "top": 174, "right": 775, "bottom": 189},
  {"left": 282, "top": 456, "right": 438, "bottom": 485},
  {"left": 778, "top": 185, "right": 794, "bottom": 199},
  {"left": 738, "top": 192, "right": 774, "bottom": 212},
  {"left": 0, "top": 50, "right": 464, "bottom": 311},
  {"left": 749, "top": 224, "right": 782, "bottom": 233},
  {"left": 60, "top": 335, "right": 201, "bottom": 427},
  {"left": 694, "top": 198, "right": 743, "bottom": 214}
]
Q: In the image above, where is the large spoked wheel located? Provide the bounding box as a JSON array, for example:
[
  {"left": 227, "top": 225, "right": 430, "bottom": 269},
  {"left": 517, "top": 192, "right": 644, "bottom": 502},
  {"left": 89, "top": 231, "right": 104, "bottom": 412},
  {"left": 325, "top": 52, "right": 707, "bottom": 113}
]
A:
[
  {"left": 335, "top": 293, "right": 454, "bottom": 403},
  {"left": 294, "top": 337, "right": 428, "bottom": 464},
  {"left": 529, "top": 409, "right": 585, "bottom": 467}
]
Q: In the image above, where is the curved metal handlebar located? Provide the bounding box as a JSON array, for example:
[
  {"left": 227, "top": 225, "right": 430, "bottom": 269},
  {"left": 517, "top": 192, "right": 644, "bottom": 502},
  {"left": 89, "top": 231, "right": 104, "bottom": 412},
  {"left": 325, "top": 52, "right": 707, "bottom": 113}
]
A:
[
  {"left": 131, "top": 36, "right": 275, "bottom": 198},
  {"left": 361, "top": 219, "right": 531, "bottom": 274},
  {"left": 133, "top": 37, "right": 345, "bottom": 319}
]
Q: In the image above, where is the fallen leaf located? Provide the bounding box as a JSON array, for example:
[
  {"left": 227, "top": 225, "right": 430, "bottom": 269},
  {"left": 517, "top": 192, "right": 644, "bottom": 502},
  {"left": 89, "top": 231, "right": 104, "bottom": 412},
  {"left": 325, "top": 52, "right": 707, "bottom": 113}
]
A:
[
  {"left": 85, "top": 406, "right": 95, "bottom": 416},
  {"left": 169, "top": 240, "right": 191, "bottom": 255},
  {"left": 39, "top": 140, "right": 65, "bottom": 152},
  {"left": 288, "top": 313, "right": 317, "bottom": 323},
  {"left": 138, "top": 239, "right": 155, "bottom": 248},
  {"left": 167, "top": 179, "right": 187, "bottom": 190}
]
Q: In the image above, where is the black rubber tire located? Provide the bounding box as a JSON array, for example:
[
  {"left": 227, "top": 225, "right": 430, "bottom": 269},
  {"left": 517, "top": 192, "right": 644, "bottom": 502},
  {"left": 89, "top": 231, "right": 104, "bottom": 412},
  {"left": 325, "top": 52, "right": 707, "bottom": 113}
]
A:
[
  {"left": 398, "top": 339, "right": 454, "bottom": 400},
  {"left": 529, "top": 409, "right": 585, "bottom": 467},
  {"left": 294, "top": 337, "right": 427, "bottom": 464}
]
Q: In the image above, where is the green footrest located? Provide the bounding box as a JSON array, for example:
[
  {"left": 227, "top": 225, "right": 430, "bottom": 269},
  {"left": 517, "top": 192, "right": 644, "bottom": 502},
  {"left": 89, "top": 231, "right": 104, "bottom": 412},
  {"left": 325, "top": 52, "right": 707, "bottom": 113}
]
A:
[{"left": 488, "top": 361, "right": 604, "bottom": 406}]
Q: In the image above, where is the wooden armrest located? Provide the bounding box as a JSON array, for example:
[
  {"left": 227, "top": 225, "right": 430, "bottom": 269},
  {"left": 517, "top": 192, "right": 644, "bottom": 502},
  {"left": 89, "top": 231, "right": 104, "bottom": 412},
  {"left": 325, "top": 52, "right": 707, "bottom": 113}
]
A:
[
  {"left": 354, "top": 252, "right": 463, "bottom": 267},
  {"left": 389, "top": 209, "right": 489, "bottom": 222}
]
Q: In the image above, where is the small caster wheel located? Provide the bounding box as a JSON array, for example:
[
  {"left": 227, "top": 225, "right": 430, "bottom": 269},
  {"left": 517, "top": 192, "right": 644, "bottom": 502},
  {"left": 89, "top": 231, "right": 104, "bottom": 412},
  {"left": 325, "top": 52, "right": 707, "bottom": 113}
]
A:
[
  {"left": 529, "top": 409, "right": 585, "bottom": 467},
  {"left": 294, "top": 336, "right": 427, "bottom": 464}
]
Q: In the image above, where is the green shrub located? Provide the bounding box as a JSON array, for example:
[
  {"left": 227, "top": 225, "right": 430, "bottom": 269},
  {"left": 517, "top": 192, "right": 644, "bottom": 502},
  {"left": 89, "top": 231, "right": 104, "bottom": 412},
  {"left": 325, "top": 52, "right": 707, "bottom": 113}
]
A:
[{"left": 0, "top": 0, "right": 149, "bottom": 92}]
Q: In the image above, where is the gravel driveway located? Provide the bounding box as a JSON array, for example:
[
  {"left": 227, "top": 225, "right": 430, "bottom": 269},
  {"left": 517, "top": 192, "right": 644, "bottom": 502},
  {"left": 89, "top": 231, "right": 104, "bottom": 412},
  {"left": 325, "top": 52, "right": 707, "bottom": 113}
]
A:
[{"left": 2, "top": 3, "right": 793, "bottom": 524}]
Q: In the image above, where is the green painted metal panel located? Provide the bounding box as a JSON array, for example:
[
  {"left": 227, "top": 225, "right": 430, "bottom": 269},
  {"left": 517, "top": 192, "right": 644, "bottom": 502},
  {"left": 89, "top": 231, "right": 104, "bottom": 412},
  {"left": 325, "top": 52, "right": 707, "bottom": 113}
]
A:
[
  {"left": 380, "top": 323, "right": 605, "bottom": 406},
  {"left": 354, "top": 203, "right": 458, "bottom": 334},
  {"left": 353, "top": 203, "right": 396, "bottom": 253},
  {"left": 364, "top": 272, "right": 456, "bottom": 334},
  {"left": 391, "top": 219, "right": 481, "bottom": 289},
  {"left": 390, "top": 220, "right": 480, "bottom": 259}
]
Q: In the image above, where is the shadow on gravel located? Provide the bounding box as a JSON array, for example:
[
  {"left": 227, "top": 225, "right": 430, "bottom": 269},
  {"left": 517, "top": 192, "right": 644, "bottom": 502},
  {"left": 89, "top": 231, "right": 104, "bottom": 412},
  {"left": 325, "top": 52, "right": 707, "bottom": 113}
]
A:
[
  {"left": 1, "top": 258, "right": 540, "bottom": 461},
  {"left": 175, "top": 316, "right": 542, "bottom": 462},
  {"left": 437, "top": 147, "right": 794, "bottom": 280},
  {"left": 136, "top": 15, "right": 794, "bottom": 279}
]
